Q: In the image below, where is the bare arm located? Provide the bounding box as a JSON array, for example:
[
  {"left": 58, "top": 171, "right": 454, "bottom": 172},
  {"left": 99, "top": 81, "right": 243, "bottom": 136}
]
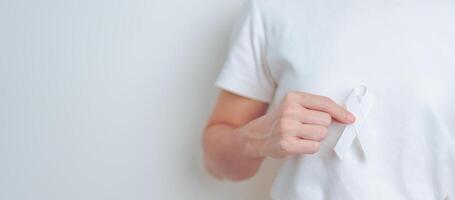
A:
[
  {"left": 203, "top": 91, "right": 268, "bottom": 180},
  {"left": 203, "top": 90, "right": 355, "bottom": 181}
]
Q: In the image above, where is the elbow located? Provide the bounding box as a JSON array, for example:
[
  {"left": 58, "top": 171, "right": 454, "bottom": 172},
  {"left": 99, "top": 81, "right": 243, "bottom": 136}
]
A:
[
  {"left": 203, "top": 155, "right": 259, "bottom": 182},
  {"left": 228, "top": 170, "right": 258, "bottom": 181},
  {"left": 201, "top": 126, "right": 262, "bottom": 181}
]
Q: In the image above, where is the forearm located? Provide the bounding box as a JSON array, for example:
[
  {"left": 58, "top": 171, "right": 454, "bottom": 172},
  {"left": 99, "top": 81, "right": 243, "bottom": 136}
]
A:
[{"left": 203, "top": 121, "right": 266, "bottom": 181}]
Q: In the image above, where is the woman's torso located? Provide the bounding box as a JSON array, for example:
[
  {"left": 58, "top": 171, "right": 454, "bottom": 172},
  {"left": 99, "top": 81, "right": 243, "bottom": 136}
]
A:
[{"left": 258, "top": 0, "right": 455, "bottom": 199}]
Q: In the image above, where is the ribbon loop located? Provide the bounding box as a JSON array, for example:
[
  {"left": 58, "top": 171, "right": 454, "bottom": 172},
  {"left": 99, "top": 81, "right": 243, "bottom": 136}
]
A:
[{"left": 334, "top": 85, "right": 373, "bottom": 160}]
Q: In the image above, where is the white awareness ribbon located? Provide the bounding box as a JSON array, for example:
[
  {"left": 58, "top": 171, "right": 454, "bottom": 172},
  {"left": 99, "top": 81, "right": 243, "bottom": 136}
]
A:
[{"left": 334, "top": 85, "right": 374, "bottom": 160}]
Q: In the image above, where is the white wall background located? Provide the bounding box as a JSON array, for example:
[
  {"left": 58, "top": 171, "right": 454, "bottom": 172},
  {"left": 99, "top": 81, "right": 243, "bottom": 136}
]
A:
[{"left": 0, "top": 0, "right": 281, "bottom": 199}]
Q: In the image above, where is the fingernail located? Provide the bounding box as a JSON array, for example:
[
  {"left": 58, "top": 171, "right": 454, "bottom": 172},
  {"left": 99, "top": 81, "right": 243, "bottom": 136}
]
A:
[{"left": 346, "top": 113, "right": 356, "bottom": 122}]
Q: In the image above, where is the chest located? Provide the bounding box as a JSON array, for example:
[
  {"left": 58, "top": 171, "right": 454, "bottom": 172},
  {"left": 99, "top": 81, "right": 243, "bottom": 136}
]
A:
[{"left": 266, "top": 1, "right": 455, "bottom": 105}]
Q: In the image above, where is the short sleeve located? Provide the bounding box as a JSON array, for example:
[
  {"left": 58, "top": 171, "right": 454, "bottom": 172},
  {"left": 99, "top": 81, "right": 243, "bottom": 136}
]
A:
[{"left": 215, "top": 0, "right": 276, "bottom": 103}]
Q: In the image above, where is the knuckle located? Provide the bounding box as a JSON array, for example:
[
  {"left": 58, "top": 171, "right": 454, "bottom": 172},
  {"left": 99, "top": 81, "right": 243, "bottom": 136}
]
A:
[
  {"left": 318, "top": 126, "right": 328, "bottom": 140},
  {"left": 277, "top": 118, "right": 292, "bottom": 133},
  {"left": 279, "top": 139, "right": 292, "bottom": 153},
  {"left": 321, "top": 113, "right": 332, "bottom": 126},
  {"left": 280, "top": 105, "right": 294, "bottom": 116},
  {"left": 283, "top": 91, "right": 302, "bottom": 103},
  {"left": 307, "top": 142, "right": 320, "bottom": 154}
]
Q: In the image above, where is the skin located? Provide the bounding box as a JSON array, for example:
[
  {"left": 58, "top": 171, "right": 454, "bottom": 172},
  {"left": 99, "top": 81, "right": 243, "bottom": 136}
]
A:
[{"left": 202, "top": 90, "right": 356, "bottom": 181}]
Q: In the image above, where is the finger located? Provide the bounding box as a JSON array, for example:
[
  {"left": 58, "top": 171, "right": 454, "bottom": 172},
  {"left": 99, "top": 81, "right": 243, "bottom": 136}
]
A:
[
  {"left": 282, "top": 138, "right": 320, "bottom": 155},
  {"left": 278, "top": 119, "right": 326, "bottom": 140},
  {"left": 280, "top": 104, "right": 332, "bottom": 126},
  {"left": 300, "top": 109, "right": 332, "bottom": 126},
  {"left": 293, "top": 124, "right": 327, "bottom": 141},
  {"left": 298, "top": 93, "right": 355, "bottom": 124}
]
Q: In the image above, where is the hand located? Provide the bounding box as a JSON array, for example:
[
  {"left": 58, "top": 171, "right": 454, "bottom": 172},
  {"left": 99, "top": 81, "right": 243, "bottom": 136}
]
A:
[{"left": 241, "top": 91, "right": 356, "bottom": 159}]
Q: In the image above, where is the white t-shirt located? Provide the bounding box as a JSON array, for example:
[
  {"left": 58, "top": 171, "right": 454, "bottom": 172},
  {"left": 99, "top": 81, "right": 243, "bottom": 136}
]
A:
[{"left": 215, "top": 0, "right": 455, "bottom": 199}]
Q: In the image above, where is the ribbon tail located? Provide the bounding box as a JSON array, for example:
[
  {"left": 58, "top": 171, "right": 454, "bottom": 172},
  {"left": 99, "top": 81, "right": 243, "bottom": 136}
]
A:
[
  {"left": 355, "top": 121, "right": 370, "bottom": 157},
  {"left": 334, "top": 125, "right": 357, "bottom": 160}
]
